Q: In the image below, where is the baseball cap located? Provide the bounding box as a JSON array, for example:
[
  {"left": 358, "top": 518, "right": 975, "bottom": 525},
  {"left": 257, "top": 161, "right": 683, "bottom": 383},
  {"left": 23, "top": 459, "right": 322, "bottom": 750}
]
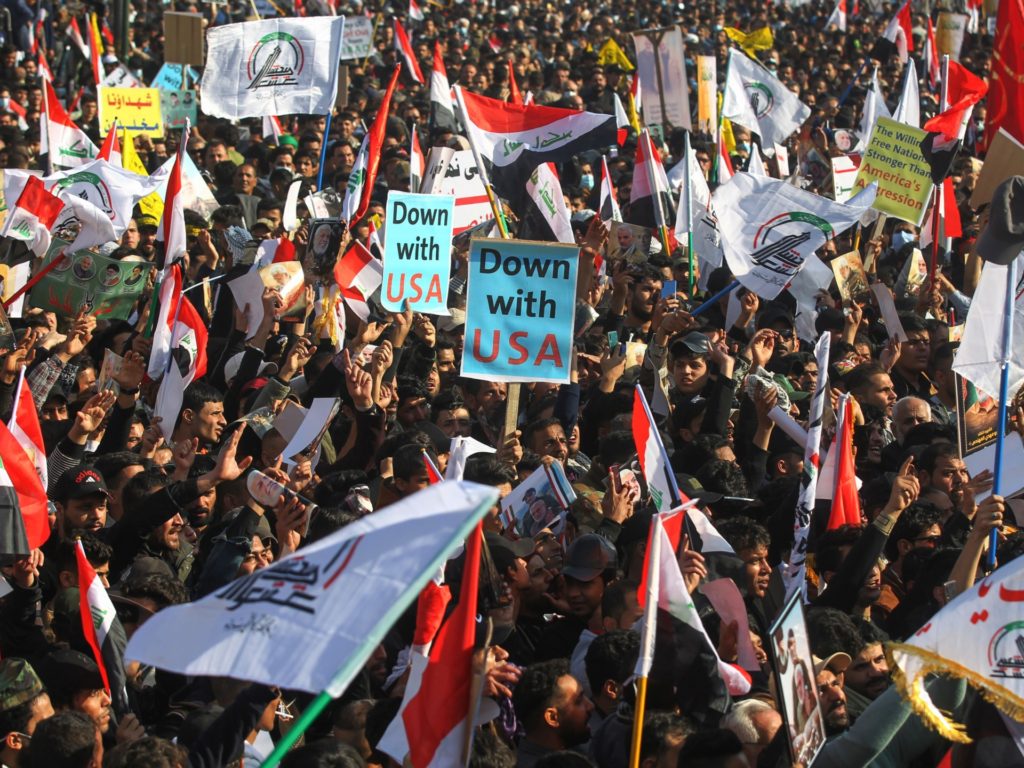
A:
[
  {"left": 563, "top": 533, "right": 617, "bottom": 581},
  {"left": 36, "top": 650, "right": 104, "bottom": 696},
  {"left": 813, "top": 652, "right": 851, "bottom": 676},
  {"left": 136, "top": 214, "right": 159, "bottom": 231},
  {"left": 0, "top": 658, "right": 44, "bottom": 712},
  {"left": 669, "top": 331, "right": 710, "bottom": 359},
  {"left": 485, "top": 532, "right": 534, "bottom": 575},
  {"left": 54, "top": 465, "right": 109, "bottom": 504}
]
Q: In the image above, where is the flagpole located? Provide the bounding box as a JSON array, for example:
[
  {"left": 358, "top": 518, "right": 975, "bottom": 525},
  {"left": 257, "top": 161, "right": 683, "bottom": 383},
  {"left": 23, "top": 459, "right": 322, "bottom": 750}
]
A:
[
  {"left": 987, "top": 255, "right": 1018, "bottom": 569},
  {"left": 683, "top": 130, "right": 695, "bottom": 295},
  {"left": 316, "top": 110, "right": 333, "bottom": 192},
  {"left": 688, "top": 279, "right": 740, "bottom": 317},
  {"left": 628, "top": 513, "right": 662, "bottom": 768},
  {"left": 41, "top": 80, "right": 52, "bottom": 175},
  {"left": 929, "top": 55, "right": 950, "bottom": 280}
]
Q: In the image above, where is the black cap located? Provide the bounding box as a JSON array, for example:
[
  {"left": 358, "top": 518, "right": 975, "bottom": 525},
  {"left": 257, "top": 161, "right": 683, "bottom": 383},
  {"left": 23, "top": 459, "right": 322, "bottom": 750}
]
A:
[
  {"left": 669, "top": 331, "right": 710, "bottom": 359},
  {"left": 563, "top": 534, "right": 617, "bottom": 581},
  {"left": 36, "top": 649, "right": 103, "bottom": 696},
  {"left": 977, "top": 176, "right": 1024, "bottom": 265},
  {"left": 54, "top": 465, "right": 109, "bottom": 504},
  {"left": 485, "top": 532, "right": 534, "bottom": 574}
]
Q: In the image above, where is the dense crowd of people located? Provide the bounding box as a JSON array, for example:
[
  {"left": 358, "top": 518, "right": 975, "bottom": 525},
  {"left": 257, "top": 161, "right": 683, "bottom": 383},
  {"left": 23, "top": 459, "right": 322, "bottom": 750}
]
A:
[{"left": 0, "top": 0, "right": 1021, "bottom": 765}]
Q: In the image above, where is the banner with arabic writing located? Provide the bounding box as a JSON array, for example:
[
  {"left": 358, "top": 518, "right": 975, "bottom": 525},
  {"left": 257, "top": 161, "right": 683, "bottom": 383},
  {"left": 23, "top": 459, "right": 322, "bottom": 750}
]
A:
[{"left": 99, "top": 87, "right": 164, "bottom": 138}]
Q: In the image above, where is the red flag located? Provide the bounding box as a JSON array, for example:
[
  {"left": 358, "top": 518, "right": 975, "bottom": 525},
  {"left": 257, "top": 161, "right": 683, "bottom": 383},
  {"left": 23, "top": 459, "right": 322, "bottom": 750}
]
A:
[
  {"left": 76, "top": 540, "right": 113, "bottom": 694},
  {"left": 9, "top": 367, "right": 47, "bottom": 493},
  {"left": 827, "top": 399, "right": 861, "bottom": 530},
  {"left": 985, "top": 0, "right": 1024, "bottom": 147},
  {"left": 409, "top": 0, "right": 425, "bottom": 22},
  {"left": 403, "top": 523, "right": 482, "bottom": 767},
  {"left": 924, "top": 62, "right": 987, "bottom": 142},
  {"left": 97, "top": 120, "right": 121, "bottom": 166},
  {"left": 351, "top": 67, "right": 402, "bottom": 223},
  {"left": 412, "top": 581, "right": 451, "bottom": 651},
  {"left": 422, "top": 452, "right": 443, "bottom": 485},
  {"left": 507, "top": 60, "right": 522, "bottom": 105},
  {"left": 924, "top": 18, "right": 941, "bottom": 90},
  {"left": 394, "top": 19, "right": 424, "bottom": 84},
  {"left": 0, "top": 418, "right": 49, "bottom": 550}
]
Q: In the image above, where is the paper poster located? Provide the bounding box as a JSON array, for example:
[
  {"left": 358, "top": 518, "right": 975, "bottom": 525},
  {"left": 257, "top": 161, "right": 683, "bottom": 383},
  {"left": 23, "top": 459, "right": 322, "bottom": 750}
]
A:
[
  {"left": 382, "top": 192, "right": 455, "bottom": 314},
  {"left": 159, "top": 89, "right": 197, "bottom": 129},
  {"left": 830, "top": 154, "right": 862, "bottom": 203},
  {"left": 98, "top": 349, "right": 125, "bottom": 392},
  {"left": 260, "top": 260, "right": 306, "bottom": 319},
  {"left": 101, "top": 64, "right": 143, "bottom": 89},
  {"left": 150, "top": 62, "right": 201, "bottom": 90},
  {"left": 895, "top": 247, "right": 929, "bottom": 297},
  {"left": 99, "top": 87, "right": 164, "bottom": 137},
  {"left": 500, "top": 460, "right": 576, "bottom": 539},
  {"left": 870, "top": 282, "right": 909, "bottom": 342},
  {"left": 696, "top": 56, "right": 717, "bottom": 134},
  {"left": 936, "top": 12, "right": 968, "bottom": 61},
  {"left": 852, "top": 117, "right": 932, "bottom": 225},
  {"left": 462, "top": 238, "right": 580, "bottom": 384},
  {"left": 306, "top": 219, "right": 347, "bottom": 277},
  {"left": 28, "top": 241, "right": 148, "bottom": 320},
  {"left": 770, "top": 592, "right": 826, "bottom": 767},
  {"left": 340, "top": 15, "right": 373, "bottom": 60},
  {"left": 830, "top": 250, "right": 869, "bottom": 301},
  {"left": 632, "top": 26, "right": 692, "bottom": 129},
  {"left": 432, "top": 150, "right": 493, "bottom": 235},
  {"left": 971, "top": 129, "right": 1024, "bottom": 209}
]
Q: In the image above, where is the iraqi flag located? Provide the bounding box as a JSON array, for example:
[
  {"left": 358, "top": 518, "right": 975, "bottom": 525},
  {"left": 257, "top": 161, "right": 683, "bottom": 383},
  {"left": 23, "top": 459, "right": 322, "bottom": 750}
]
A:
[
  {"left": 629, "top": 129, "right": 674, "bottom": 232},
  {"left": 716, "top": 128, "right": 735, "bottom": 184},
  {"left": 507, "top": 60, "right": 523, "bottom": 106},
  {"left": 394, "top": 19, "right": 424, "bottom": 84},
  {"left": 453, "top": 85, "right": 617, "bottom": 205},
  {"left": 9, "top": 368, "right": 47, "bottom": 493},
  {"left": 157, "top": 119, "right": 190, "bottom": 271},
  {"left": 3, "top": 97, "right": 27, "bottom": 130},
  {"left": 924, "top": 61, "right": 988, "bottom": 144},
  {"left": 671, "top": 131, "right": 725, "bottom": 273},
  {"left": 97, "top": 120, "right": 122, "bottom": 167},
  {"left": 409, "top": 0, "right": 425, "bottom": 22},
  {"left": 920, "top": 177, "right": 962, "bottom": 248},
  {"left": 637, "top": 510, "right": 751, "bottom": 696},
  {"left": 430, "top": 42, "right": 458, "bottom": 135},
  {"left": 343, "top": 67, "right": 401, "bottom": 224},
  {"left": 632, "top": 384, "right": 680, "bottom": 513},
  {"left": 924, "top": 18, "right": 941, "bottom": 91},
  {"left": 873, "top": 0, "right": 913, "bottom": 63},
  {"left": 147, "top": 263, "right": 184, "bottom": 379},
  {"left": 410, "top": 128, "right": 425, "bottom": 192},
  {"left": 1, "top": 175, "right": 64, "bottom": 256},
  {"left": 612, "top": 93, "right": 630, "bottom": 146},
  {"left": 66, "top": 17, "right": 90, "bottom": 59},
  {"left": 826, "top": 0, "right": 847, "bottom": 31},
  {"left": 76, "top": 539, "right": 115, "bottom": 694},
  {"left": 401, "top": 523, "right": 483, "bottom": 767},
  {"left": 520, "top": 163, "right": 574, "bottom": 243},
  {"left": 335, "top": 240, "right": 384, "bottom": 299},
  {"left": 153, "top": 294, "right": 208, "bottom": 441},
  {"left": 43, "top": 79, "right": 98, "bottom": 168},
  {"left": 599, "top": 156, "right": 623, "bottom": 223},
  {"left": 0, "top": 416, "right": 49, "bottom": 562},
  {"left": 262, "top": 115, "right": 285, "bottom": 145},
  {"left": 821, "top": 396, "right": 862, "bottom": 531}
]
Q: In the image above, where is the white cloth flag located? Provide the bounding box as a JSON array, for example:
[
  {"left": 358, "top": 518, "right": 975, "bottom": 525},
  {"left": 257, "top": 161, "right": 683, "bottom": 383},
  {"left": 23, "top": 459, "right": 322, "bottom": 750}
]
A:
[
  {"left": 125, "top": 482, "right": 498, "bottom": 696},
  {"left": 445, "top": 436, "right": 496, "bottom": 481},
  {"left": 670, "top": 136, "right": 724, "bottom": 272},
  {"left": 722, "top": 49, "right": 811, "bottom": 148},
  {"left": 526, "top": 163, "right": 574, "bottom": 243},
  {"left": 201, "top": 17, "right": 345, "bottom": 119},
  {"left": 63, "top": 195, "right": 118, "bottom": 251},
  {"left": 859, "top": 69, "right": 891, "bottom": 143},
  {"left": 713, "top": 173, "right": 876, "bottom": 299},
  {"left": 953, "top": 255, "right": 1024, "bottom": 399},
  {"left": 892, "top": 58, "right": 920, "bottom": 128},
  {"left": 747, "top": 144, "right": 768, "bottom": 176}
]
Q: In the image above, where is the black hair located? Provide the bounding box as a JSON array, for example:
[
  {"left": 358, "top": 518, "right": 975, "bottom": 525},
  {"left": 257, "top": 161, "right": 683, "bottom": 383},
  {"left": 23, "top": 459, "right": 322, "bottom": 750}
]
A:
[
  {"left": 182, "top": 381, "right": 225, "bottom": 416},
  {"left": 91, "top": 451, "right": 149, "bottom": 487},
  {"left": 0, "top": 690, "right": 46, "bottom": 739},
  {"left": 694, "top": 459, "right": 750, "bottom": 501},
  {"left": 674, "top": 434, "right": 730, "bottom": 473},
  {"left": 121, "top": 573, "right": 188, "bottom": 609},
  {"left": 717, "top": 516, "right": 770, "bottom": 553},
  {"left": 522, "top": 417, "right": 564, "bottom": 451},
  {"left": 306, "top": 506, "right": 362, "bottom": 544},
  {"left": 314, "top": 470, "right": 370, "bottom": 506},
  {"left": 584, "top": 629, "right": 639, "bottom": 697},
  {"left": 806, "top": 607, "right": 864, "bottom": 658},
  {"left": 512, "top": 659, "right": 571, "bottom": 729},
  {"left": 597, "top": 431, "right": 639, "bottom": 471},
  {"left": 463, "top": 454, "right": 516, "bottom": 487},
  {"left": 56, "top": 534, "right": 111, "bottom": 574},
  {"left": 815, "top": 525, "right": 862, "bottom": 576},
  {"left": 25, "top": 710, "right": 97, "bottom": 768},
  {"left": 392, "top": 443, "right": 436, "bottom": 482},
  {"left": 121, "top": 468, "right": 170, "bottom": 518},
  {"left": 104, "top": 737, "right": 189, "bottom": 768},
  {"left": 675, "top": 729, "right": 743, "bottom": 767},
  {"left": 641, "top": 712, "right": 695, "bottom": 763},
  {"left": 917, "top": 441, "right": 959, "bottom": 475},
  {"left": 844, "top": 362, "right": 890, "bottom": 396},
  {"left": 279, "top": 740, "right": 366, "bottom": 768},
  {"left": 898, "top": 313, "right": 929, "bottom": 335},
  {"left": 885, "top": 502, "right": 943, "bottom": 561},
  {"left": 256, "top": 197, "right": 284, "bottom": 215}
]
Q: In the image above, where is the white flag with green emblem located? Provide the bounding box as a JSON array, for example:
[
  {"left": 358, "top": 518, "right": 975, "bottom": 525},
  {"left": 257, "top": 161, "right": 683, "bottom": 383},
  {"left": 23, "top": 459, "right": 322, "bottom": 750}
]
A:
[
  {"left": 201, "top": 17, "right": 346, "bottom": 119},
  {"left": 722, "top": 49, "right": 811, "bottom": 148}
]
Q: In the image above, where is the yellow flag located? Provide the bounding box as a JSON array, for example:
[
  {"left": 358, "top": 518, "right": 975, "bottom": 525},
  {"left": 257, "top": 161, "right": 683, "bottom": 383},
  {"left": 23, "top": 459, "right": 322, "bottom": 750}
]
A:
[
  {"left": 722, "top": 116, "right": 737, "bottom": 155},
  {"left": 597, "top": 38, "right": 634, "bottom": 72},
  {"left": 122, "top": 131, "right": 164, "bottom": 221},
  {"left": 724, "top": 26, "right": 774, "bottom": 58}
]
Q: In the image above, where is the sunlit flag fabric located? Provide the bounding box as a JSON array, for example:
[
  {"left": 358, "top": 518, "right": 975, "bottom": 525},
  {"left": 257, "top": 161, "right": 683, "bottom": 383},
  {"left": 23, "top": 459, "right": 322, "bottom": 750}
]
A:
[
  {"left": 924, "top": 18, "right": 941, "bottom": 91},
  {"left": 891, "top": 58, "right": 920, "bottom": 129},
  {"left": 408, "top": 0, "right": 424, "bottom": 22},
  {"left": 125, "top": 482, "right": 498, "bottom": 696},
  {"left": 633, "top": 384, "right": 678, "bottom": 513},
  {"left": 334, "top": 240, "right": 384, "bottom": 299},
  {"left": 985, "top": 0, "right": 1024, "bottom": 147},
  {"left": 410, "top": 129, "right": 425, "bottom": 193},
  {"left": 342, "top": 67, "right": 401, "bottom": 224},
  {"left": 825, "top": 0, "right": 847, "bottom": 31},
  {"left": 858, "top": 69, "right": 891, "bottom": 145},
  {"left": 722, "top": 50, "right": 810, "bottom": 148},
  {"left": 670, "top": 134, "right": 724, "bottom": 273},
  {"left": 42, "top": 79, "right": 98, "bottom": 168},
  {"left": 824, "top": 396, "right": 862, "bottom": 531},
  {"left": 61, "top": 194, "right": 117, "bottom": 253},
  {"left": 147, "top": 263, "right": 183, "bottom": 379},
  {"left": 599, "top": 156, "right": 623, "bottom": 223},
  {"left": 76, "top": 539, "right": 116, "bottom": 695},
  {"left": 628, "top": 129, "right": 675, "bottom": 232},
  {"left": 201, "top": 17, "right": 346, "bottom": 119},
  {"left": 1, "top": 175, "right": 64, "bottom": 256},
  {"left": 713, "top": 173, "right": 876, "bottom": 299},
  {"left": 156, "top": 120, "right": 190, "bottom": 271},
  {"left": 723, "top": 26, "right": 773, "bottom": 58},
  {"left": 430, "top": 42, "right": 458, "bottom": 134},
  {"left": 341, "top": 133, "right": 370, "bottom": 224},
  {"left": 0, "top": 417, "right": 48, "bottom": 562},
  {"left": 873, "top": 0, "right": 913, "bottom": 63},
  {"left": 394, "top": 19, "right": 424, "bottom": 84},
  {"left": 453, "top": 85, "right": 617, "bottom": 205},
  {"left": 153, "top": 292, "right": 208, "bottom": 441},
  {"left": 8, "top": 367, "right": 48, "bottom": 511},
  {"left": 66, "top": 17, "right": 90, "bottom": 59},
  {"left": 262, "top": 114, "right": 285, "bottom": 145},
  {"left": 888, "top": 552, "right": 1024, "bottom": 742},
  {"left": 97, "top": 121, "right": 122, "bottom": 166},
  {"left": 521, "top": 163, "right": 574, "bottom": 243}
]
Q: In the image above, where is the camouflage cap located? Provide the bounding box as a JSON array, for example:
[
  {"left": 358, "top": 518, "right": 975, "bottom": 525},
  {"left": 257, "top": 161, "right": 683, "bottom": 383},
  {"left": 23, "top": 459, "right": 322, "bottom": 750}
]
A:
[{"left": 0, "top": 658, "right": 44, "bottom": 712}]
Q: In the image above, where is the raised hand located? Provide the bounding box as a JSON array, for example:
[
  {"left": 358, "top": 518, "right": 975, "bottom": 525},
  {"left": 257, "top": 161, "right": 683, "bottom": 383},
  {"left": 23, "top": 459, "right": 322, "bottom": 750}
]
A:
[
  {"left": 113, "top": 350, "right": 147, "bottom": 392},
  {"left": 343, "top": 349, "right": 374, "bottom": 410}
]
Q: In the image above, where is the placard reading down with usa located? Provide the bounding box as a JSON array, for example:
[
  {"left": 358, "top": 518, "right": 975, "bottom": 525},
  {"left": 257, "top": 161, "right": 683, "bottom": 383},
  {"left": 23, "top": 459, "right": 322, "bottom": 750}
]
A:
[
  {"left": 381, "top": 191, "right": 455, "bottom": 315},
  {"left": 462, "top": 238, "right": 579, "bottom": 384}
]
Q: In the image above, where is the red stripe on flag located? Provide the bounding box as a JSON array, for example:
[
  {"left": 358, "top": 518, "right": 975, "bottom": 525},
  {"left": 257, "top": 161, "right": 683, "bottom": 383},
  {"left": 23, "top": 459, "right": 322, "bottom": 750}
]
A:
[
  {"left": 458, "top": 86, "right": 599, "bottom": 133},
  {"left": 76, "top": 541, "right": 111, "bottom": 694}
]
